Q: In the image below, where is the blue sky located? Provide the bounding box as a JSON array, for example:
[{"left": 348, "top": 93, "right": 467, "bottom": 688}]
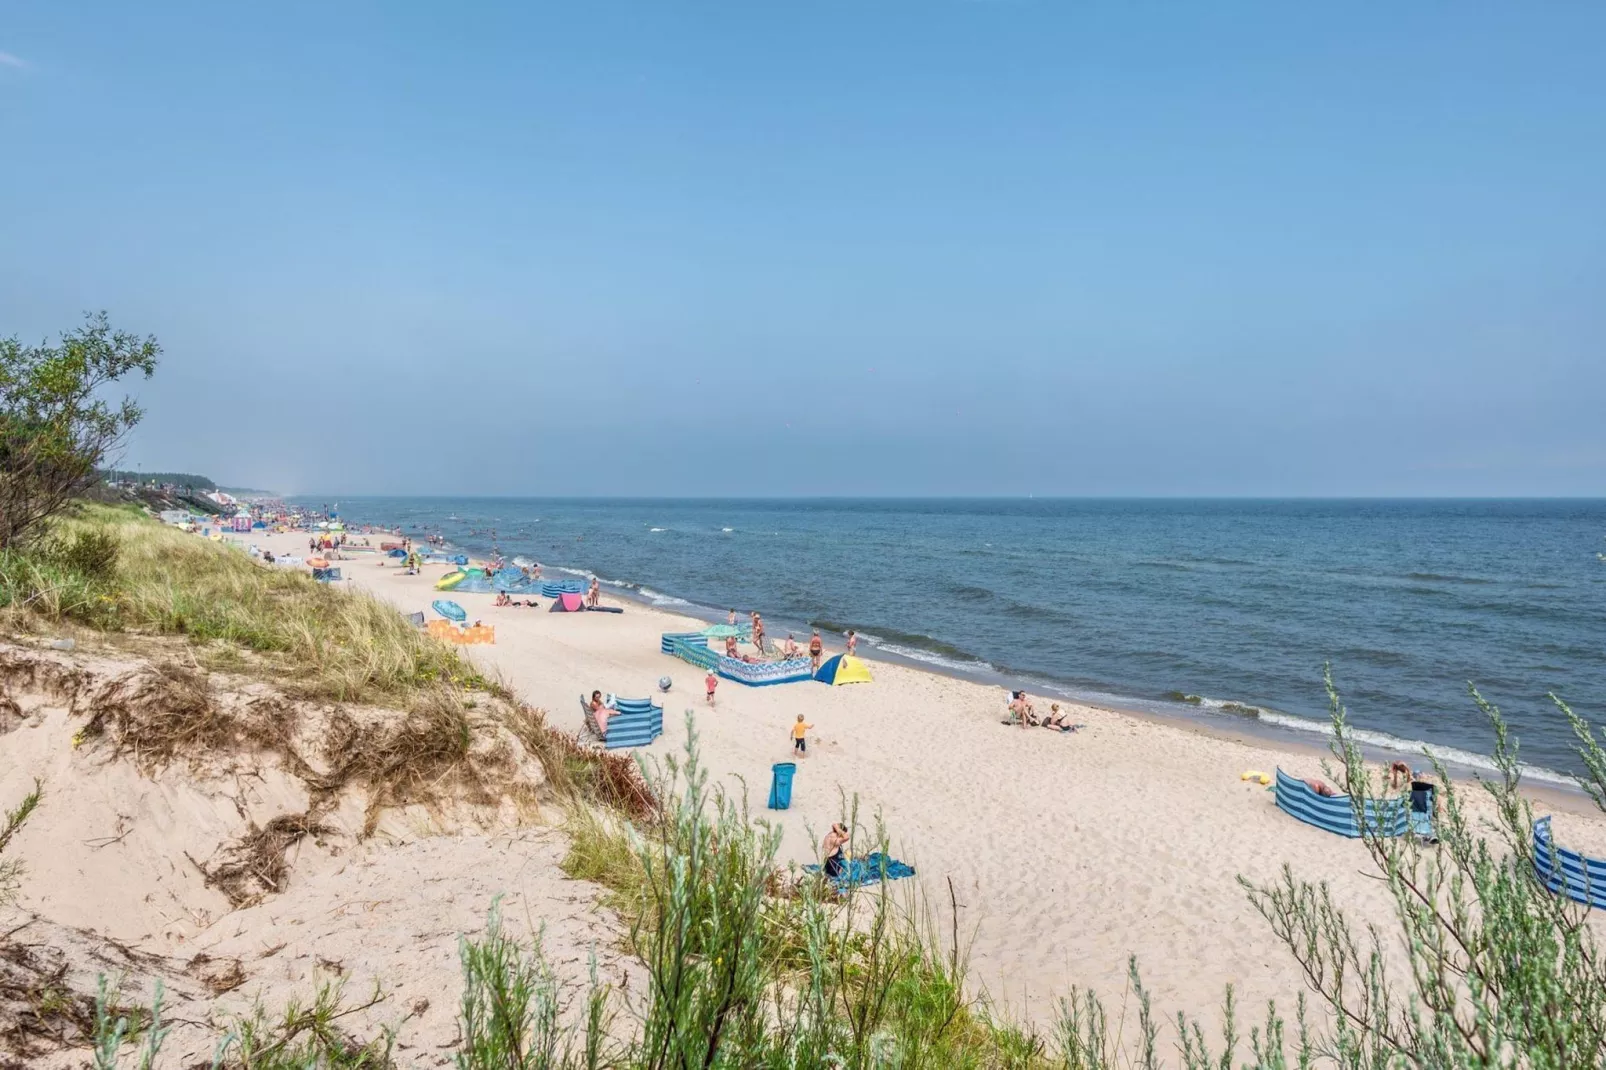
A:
[{"left": 3, "top": 3, "right": 1602, "bottom": 496}]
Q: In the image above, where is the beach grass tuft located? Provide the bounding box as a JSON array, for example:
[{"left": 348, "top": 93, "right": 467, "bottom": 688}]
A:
[{"left": 0, "top": 503, "right": 486, "bottom": 704}]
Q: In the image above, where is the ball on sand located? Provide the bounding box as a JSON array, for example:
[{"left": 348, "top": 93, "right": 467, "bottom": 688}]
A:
[{"left": 658, "top": 676, "right": 672, "bottom": 692}]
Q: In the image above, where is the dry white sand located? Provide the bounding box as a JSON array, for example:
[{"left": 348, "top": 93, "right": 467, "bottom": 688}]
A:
[
  {"left": 0, "top": 638, "right": 640, "bottom": 1065},
  {"left": 244, "top": 529, "right": 1606, "bottom": 1027}
]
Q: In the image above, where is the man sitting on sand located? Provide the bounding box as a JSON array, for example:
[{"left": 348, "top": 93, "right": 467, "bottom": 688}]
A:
[
  {"left": 822, "top": 823, "right": 850, "bottom": 880},
  {"left": 494, "top": 592, "right": 511, "bottom": 607},
  {"left": 783, "top": 634, "right": 800, "bottom": 659}
]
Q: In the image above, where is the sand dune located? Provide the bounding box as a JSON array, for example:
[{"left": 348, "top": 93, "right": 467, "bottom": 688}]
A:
[{"left": 0, "top": 639, "right": 638, "bottom": 1066}]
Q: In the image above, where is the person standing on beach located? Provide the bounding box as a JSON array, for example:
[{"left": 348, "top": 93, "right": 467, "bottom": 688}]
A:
[
  {"left": 753, "top": 613, "right": 766, "bottom": 654},
  {"left": 588, "top": 576, "right": 600, "bottom": 608},
  {"left": 728, "top": 608, "right": 738, "bottom": 627},
  {"left": 809, "top": 630, "right": 823, "bottom": 671},
  {"left": 846, "top": 630, "right": 858, "bottom": 657},
  {"left": 791, "top": 714, "right": 814, "bottom": 756},
  {"left": 705, "top": 669, "right": 718, "bottom": 706}
]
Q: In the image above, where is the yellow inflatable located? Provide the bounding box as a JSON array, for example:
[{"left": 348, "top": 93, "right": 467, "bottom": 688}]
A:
[{"left": 1240, "top": 770, "right": 1272, "bottom": 785}]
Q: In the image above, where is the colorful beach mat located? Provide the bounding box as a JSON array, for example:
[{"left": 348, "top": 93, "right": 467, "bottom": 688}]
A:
[{"left": 804, "top": 851, "right": 915, "bottom": 888}]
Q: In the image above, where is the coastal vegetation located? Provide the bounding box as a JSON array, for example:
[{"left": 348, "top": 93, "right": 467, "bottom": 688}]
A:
[
  {"left": 3, "top": 505, "right": 1605, "bottom": 1066},
  {"left": 0, "top": 313, "right": 160, "bottom": 549},
  {"left": 99, "top": 470, "right": 218, "bottom": 490}
]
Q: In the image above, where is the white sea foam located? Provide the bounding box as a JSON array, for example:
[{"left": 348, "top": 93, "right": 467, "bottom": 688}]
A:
[
  {"left": 876, "top": 642, "right": 995, "bottom": 675},
  {"left": 649, "top": 527, "right": 668, "bottom": 533},
  {"left": 638, "top": 586, "right": 692, "bottom": 608},
  {"left": 721, "top": 527, "right": 734, "bottom": 533},
  {"left": 1181, "top": 695, "right": 1581, "bottom": 788}
]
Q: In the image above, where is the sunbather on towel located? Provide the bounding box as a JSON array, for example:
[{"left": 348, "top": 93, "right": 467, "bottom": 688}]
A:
[
  {"left": 1042, "top": 703, "right": 1073, "bottom": 730},
  {"left": 822, "top": 823, "right": 850, "bottom": 880},
  {"left": 1304, "top": 777, "right": 1340, "bottom": 797}
]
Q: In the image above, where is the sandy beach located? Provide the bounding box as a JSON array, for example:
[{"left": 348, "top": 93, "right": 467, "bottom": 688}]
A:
[{"left": 236, "top": 530, "right": 1606, "bottom": 1026}]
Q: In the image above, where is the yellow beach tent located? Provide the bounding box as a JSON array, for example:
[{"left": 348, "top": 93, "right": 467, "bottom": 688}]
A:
[{"left": 814, "top": 654, "right": 872, "bottom": 685}]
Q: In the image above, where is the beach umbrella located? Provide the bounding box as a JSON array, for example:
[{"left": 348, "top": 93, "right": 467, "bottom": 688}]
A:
[{"left": 432, "top": 599, "right": 467, "bottom": 622}]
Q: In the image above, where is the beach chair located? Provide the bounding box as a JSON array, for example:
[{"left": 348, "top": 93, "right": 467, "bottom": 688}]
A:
[
  {"left": 1273, "top": 768, "right": 1409, "bottom": 839},
  {"left": 578, "top": 695, "right": 604, "bottom": 742}
]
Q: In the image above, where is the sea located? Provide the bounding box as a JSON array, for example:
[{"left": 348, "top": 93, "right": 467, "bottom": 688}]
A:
[{"left": 300, "top": 497, "right": 1606, "bottom": 782}]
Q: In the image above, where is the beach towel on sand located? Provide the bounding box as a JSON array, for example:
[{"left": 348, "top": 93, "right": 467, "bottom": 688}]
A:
[{"left": 803, "top": 851, "right": 915, "bottom": 888}]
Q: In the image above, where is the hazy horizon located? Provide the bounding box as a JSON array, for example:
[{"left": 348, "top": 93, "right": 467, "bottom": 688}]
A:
[{"left": 5, "top": 4, "right": 1603, "bottom": 498}]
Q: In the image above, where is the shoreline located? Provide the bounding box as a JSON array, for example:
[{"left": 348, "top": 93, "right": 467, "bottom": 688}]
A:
[
  {"left": 233, "top": 528, "right": 1606, "bottom": 1024},
  {"left": 380, "top": 517, "right": 1592, "bottom": 795}
]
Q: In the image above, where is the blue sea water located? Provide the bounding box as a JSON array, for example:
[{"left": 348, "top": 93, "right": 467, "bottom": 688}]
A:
[{"left": 307, "top": 497, "right": 1606, "bottom": 779}]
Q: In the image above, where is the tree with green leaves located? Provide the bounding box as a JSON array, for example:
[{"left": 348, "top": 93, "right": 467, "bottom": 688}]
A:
[{"left": 0, "top": 312, "right": 160, "bottom": 548}]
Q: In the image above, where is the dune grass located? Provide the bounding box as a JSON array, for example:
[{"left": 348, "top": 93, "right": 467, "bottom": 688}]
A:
[{"left": 0, "top": 504, "right": 487, "bottom": 703}]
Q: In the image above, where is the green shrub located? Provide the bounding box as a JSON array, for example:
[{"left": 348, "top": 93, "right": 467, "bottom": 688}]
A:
[{"left": 50, "top": 526, "right": 120, "bottom": 580}]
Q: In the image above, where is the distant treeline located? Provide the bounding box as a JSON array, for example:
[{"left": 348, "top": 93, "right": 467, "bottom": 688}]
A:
[{"left": 101, "top": 470, "right": 215, "bottom": 490}]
